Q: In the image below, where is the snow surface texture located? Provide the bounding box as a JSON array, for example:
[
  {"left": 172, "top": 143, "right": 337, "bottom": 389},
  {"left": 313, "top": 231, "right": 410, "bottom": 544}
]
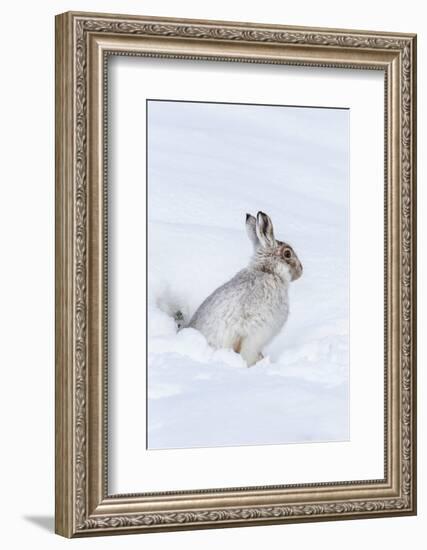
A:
[{"left": 147, "top": 100, "right": 350, "bottom": 449}]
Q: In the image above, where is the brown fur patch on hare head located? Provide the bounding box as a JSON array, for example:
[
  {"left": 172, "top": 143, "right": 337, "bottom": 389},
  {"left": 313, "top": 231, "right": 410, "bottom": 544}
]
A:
[{"left": 274, "top": 241, "right": 303, "bottom": 281}]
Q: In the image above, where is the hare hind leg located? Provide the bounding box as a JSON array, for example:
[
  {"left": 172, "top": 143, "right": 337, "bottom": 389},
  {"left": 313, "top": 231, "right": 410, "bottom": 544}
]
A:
[{"left": 232, "top": 337, "right": 243, "bottom": 354}]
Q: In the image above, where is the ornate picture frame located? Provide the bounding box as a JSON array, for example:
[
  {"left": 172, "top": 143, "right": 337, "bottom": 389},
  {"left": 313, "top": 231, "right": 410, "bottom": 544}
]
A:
[{"left": 55, "top": 11, "right": 417, "bottom": 537}]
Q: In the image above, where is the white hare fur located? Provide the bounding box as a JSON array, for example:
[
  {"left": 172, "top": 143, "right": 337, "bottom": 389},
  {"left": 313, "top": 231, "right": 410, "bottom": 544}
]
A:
[{"left": 188, "top": 212, "right": 303, "bottom": 366}]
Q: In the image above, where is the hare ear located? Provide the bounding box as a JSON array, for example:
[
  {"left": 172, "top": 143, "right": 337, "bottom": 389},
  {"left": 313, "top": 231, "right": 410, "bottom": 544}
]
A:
[
  {"left": 245, "top": 213, "right": 259, "bottom": 249},
  {"left": 256, "top": 211, "right": 276, "bottom": 248}
]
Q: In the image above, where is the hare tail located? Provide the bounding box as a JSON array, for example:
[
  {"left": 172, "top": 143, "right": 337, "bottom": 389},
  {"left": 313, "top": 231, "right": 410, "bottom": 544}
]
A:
[{"left": 173, "top": 310, "right": 186, "bottom": 330}]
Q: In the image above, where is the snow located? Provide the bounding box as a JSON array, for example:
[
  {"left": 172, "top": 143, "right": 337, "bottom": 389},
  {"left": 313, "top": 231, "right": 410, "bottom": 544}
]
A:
[{"left": 147, "top": 100, "right": 350, "bottom": 449}]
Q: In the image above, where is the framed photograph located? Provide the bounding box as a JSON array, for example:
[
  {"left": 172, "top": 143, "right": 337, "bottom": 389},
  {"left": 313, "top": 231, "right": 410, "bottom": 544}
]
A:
[{"left": 55, "top": 11, "right": 417, "bottom": 537}]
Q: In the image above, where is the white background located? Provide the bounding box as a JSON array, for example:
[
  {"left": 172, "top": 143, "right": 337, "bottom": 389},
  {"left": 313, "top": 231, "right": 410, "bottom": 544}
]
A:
[
  {"left": 0, "top": 1, "right": 424, "bottom": 548},
  {"left": 110, "top": 59, "right": 384, "bottom": 493}
]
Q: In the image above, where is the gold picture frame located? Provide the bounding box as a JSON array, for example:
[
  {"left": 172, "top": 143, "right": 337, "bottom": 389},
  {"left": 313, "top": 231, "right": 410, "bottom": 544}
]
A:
[{"left": 55, "top": 11, "right": 417, "bottom": 537}]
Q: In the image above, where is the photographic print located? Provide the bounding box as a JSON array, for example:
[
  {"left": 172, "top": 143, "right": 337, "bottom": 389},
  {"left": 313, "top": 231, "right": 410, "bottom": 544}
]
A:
[{"left": 147, "top": 99, "right": 350, "bottom": 450}]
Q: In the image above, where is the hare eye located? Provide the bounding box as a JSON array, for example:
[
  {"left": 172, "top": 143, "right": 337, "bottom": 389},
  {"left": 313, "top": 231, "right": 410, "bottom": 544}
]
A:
[{"left": 283, "top": 249, "right": 292, "bottom": 259}]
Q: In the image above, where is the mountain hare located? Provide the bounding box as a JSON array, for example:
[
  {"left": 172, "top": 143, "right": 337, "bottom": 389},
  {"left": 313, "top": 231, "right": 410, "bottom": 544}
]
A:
[{"left": 188, "top": 211, "right": 302, "bottom": 366}]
